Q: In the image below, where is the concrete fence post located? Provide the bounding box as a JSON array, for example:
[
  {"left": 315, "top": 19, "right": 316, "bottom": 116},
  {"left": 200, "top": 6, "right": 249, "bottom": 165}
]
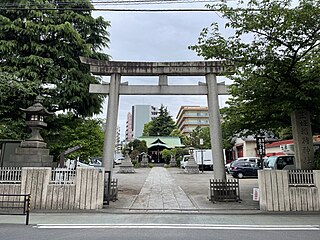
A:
[{"left": 20, "top": 167, "right": 51, "bottom": 209}]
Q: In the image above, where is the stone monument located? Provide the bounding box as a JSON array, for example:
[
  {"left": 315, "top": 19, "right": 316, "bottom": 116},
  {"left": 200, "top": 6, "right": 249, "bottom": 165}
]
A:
[
  {"left": 9, "top": 97, "right": 54, "bottom": 167},
  {"left": 140, "top": 152, "right": 148, "bottom": 168},
  {"left": 169, "top": 154, "right": 177, "bottom": 167},
  {"left": 184, "top": 148, "right": 199, "bottom": 174},
  {"left": 118, "top": 149, "right": 135, "bottom": 173}
]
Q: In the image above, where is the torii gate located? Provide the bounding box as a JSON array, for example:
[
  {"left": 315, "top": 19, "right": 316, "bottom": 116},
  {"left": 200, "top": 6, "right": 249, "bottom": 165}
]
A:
[{"left": 80, "top": 57, "right": 233, "bottom": 181}]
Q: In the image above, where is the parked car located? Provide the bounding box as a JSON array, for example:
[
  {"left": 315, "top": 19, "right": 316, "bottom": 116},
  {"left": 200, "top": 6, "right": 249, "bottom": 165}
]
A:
[
  {"left": 114, "top": 157, "right": 124, "bottom": 165},
  {"left": 225, "top": 157, "right": 260, "bottom": 173},
  {"left": 229, "top": 161, "right": 259, "bottom": 178},
  {"left": 264, "top": 155, "right": 295, "bottom": 170}
]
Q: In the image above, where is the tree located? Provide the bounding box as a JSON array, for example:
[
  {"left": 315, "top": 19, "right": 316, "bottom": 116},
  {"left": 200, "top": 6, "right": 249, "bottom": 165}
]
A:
[
  {"left": 142, "top": 105, "right": 176, "bottom": 136},
  {"left": 128, "top": 139, "right": 148, "bottom": 153},
  {"left": 190, "top": 0, "right": 320, "bottom": 135},
  {"left": 124, "top": 139, "right": 148, "bottom": 159},
  {"left": 42, "top": 112, "right": 104, "bottom": 163},
  {"left": 183, "top": 126, "right": 211, "bottom": 149},
  {"left": 0, "top": 0, "right": 111, "bottom": 138},
  {"left": 161, "top": 149, "right": 172, "bottom": 164}
]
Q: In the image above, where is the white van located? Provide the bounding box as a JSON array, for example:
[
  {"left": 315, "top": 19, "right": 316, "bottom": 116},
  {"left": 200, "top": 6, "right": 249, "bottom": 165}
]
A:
[
  {"left": 264, "top": 155, "right": 295, "bottom": 170},
  {"left": 181, "top": 149, "right": 213, "bottom": 170}
]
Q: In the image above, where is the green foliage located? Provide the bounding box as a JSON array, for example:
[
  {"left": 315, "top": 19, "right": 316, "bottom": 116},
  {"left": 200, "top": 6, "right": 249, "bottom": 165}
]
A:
[
  {"left": 124, "top": 139, "right": 148, "bottom": 155},
  {"left": 143, "top": 105, "right": 176, "bottom": 136},
  {"left": 160, "top": 147, "right": 187, "bottom": 167},
  {"left": 131, "top": 160, "right": 139, "bottom": 168},
  {"left": 42, "top": 112, "right": 104, "bottom": 162},
  {"left": 314, "top": 148, "right": 320, "bottom": 170},
  {"left": 191, "top": 0, "right": 320, "bottom": 135},
  {"left": 161, "top": 149, "right": 172, "bottom": 163},
  {"left": 148, "top": 163, "right": 154, "bottom": 168},
  {"left": 184, "top": 126, "right": 211, "bottom": 148},
  {"left": 0, "top": 0, "right": 111, "bottom": 131}
]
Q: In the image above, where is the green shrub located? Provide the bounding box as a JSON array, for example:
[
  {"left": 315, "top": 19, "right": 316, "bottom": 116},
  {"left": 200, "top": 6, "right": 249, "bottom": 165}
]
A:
[
  {"left": 164, "top": 164, "right": 170, "bottom": 168},
  {"left": 176, "top": 158, "right": 181, "bottom": 168},
  {"left": 148, "top": 163, "right": 154, "bottom": 168},
  {"left": 131, "top": 160, "right": 140, "bottom": 168},
  {"left": 314, "top": 148, "right": 320, "bottom": 170}
]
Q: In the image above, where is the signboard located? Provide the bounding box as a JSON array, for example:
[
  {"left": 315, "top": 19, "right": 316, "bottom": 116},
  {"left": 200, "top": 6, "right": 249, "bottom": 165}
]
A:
[
  {"left": 256, "top": 137, "right": 266, "bottom": 157},
  {"left": 253, "top": 188, "right": 260, "bottom": 201}
]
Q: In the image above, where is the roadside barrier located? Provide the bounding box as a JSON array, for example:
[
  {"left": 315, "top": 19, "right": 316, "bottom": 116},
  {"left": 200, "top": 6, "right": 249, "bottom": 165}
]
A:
[{"left": 0, "top": 193, "right": 31, "bottom": 225}]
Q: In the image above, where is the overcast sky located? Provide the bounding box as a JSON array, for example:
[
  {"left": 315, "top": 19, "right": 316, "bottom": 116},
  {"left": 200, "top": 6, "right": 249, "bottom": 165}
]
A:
[{"left": 92, "top": 2, "right": 233, "bottom": 139}]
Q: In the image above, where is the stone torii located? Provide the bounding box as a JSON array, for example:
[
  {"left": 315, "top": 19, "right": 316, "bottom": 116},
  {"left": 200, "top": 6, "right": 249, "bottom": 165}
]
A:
[{"left": 80, "top": 57, "right": 233, "bottom": 181}]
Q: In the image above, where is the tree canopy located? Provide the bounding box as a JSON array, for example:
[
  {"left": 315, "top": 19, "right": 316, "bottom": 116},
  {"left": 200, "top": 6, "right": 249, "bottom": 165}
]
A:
[
  {"left": 190, "top": 0, "right": 320, "bottom": 136},
  {"left": 43, "top": 112, "right": 104, "bottom": 162},
  {"left": 0, "top": 0, "right": 110, "bottom": 138},
  {"left": 142, "top": 105, "right": 176, "bottom": 136},
  {"left": 0, "top": 1, "right": 111, "bottom": 163},
  {"left": 183, "top": 126, "right": 211, "bottom": 149}
]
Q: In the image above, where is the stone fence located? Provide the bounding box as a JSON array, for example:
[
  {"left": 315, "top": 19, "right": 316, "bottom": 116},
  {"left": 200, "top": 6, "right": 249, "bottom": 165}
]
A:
[
  {"left": 258, "top": 170, "right": 320, "bottom": 211},
  {"left": 0, "top": 167, "right": 104, "bottom": 210}
]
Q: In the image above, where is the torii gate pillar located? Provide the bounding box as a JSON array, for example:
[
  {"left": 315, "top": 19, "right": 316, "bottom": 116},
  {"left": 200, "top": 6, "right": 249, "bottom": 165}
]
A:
[
  {"left": 103, "top": 73, "right": 121, "bottom": 172},
  {"left": 206, "top": 73, "right": 226, "bottom": 180}
]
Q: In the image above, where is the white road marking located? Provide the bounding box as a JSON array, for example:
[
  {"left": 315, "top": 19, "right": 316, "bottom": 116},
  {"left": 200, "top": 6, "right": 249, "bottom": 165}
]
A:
[{"left": 34, "top": 224, "right": 320, "bottom": 230}]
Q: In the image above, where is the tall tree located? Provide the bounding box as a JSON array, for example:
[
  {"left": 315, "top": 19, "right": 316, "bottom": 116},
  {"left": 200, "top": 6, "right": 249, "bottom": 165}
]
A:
[
  {"left": 0, "top": 0, "right": 110, "bottom": 138},
  {"left": 143, "top": 105, "right": 176, "bottom": 136},
  {"left": 43, "top": 112, "right": 104, "bottom": 162},
  {"left": 190, "top": 0, "right": 320, "bottom": 135}
]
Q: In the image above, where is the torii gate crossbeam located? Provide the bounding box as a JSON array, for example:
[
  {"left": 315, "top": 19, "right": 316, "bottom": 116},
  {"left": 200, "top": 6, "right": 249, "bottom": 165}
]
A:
[{"left": 80, "top": 57, "right": 233, "bottom": 182}]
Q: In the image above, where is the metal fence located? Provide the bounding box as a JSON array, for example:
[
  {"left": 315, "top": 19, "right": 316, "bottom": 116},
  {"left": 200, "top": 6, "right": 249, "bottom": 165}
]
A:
[
  {"left": 0, "top": 167, "right": 77, "bottom": 185},
  {"left": 0, "top": 167, "right": 21, "bottom": 184},
  {"left": 50, "top": 168, "right": 76, "bottom": 185},
  {"left": 288, "top": 170, "right": 314, "bottom": 187},
  {"left": 0, "top": 193, "right": 30, "bottom": 225}
]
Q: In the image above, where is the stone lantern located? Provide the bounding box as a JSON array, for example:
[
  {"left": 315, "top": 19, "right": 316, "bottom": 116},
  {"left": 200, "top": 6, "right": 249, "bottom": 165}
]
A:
[
  {"left": 20, "top": 97, "right": 53, "bottom": 148},
  {"left": 118, "top": 148, "right": 135, "bottom": 173},
  {"left": 9, "top": 97, "right": 54, "bottom": 167}
]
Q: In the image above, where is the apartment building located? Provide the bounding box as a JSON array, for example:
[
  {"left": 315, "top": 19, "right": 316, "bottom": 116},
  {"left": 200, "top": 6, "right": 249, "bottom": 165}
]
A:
[
  {"left": 176, "top": 106, "right": 209, "bottom": 135},
  {"left": 125, "top": 112, "right": 133, "bottom": 142}
]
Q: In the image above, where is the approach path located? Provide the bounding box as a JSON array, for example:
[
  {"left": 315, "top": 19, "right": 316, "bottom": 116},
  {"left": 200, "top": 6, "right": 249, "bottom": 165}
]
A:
[
  {"left": 111, "top": 166, "right": 259, "bottom": 213},
  {"left": 130, "top": 167, "right": 196, "bottom": 211}
]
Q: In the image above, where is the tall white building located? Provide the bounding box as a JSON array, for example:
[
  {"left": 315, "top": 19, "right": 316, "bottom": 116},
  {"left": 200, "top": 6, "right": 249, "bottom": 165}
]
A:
[{"left": 130, "top": 105, "right": 158, "bottom": 139}]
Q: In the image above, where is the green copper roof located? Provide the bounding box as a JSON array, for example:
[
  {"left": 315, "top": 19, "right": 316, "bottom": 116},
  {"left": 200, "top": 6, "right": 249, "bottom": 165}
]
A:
[{"left": 138, "top": 136, "right": 184, "bottom": 149}]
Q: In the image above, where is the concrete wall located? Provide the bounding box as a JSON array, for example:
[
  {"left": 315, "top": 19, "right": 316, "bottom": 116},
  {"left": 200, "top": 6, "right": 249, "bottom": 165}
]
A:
[
  {"left": 0, "top": 167, "right": 104, "bottom": 210},
  {"left": 258, "top": 170, "right": 320, "bottom": 211}
]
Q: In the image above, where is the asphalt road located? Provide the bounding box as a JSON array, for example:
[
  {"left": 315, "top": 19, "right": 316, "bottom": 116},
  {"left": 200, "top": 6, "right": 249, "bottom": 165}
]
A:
[
  {"left": 1, "top": 224, "right": 319, "bottom": 240},
  {"left": 1, "top": 213, "right": 320, "bottom": 240}
]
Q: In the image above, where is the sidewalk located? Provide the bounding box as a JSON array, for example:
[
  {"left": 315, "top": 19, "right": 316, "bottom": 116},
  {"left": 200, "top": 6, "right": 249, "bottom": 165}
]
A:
[{"left": 107, "top": 166, "right": 260, "bottom": 213}]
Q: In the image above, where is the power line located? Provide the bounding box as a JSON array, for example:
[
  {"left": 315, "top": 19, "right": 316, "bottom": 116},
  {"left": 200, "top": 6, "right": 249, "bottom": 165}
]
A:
[
  {"left": 0, "top": 7, "right": 217, "bottom": 12},
  {"left": 0, "top": 0, "right": 255, "bottom": 12},
  {"left": 0, "top": 0, "right": 225, "bottom": 6}
]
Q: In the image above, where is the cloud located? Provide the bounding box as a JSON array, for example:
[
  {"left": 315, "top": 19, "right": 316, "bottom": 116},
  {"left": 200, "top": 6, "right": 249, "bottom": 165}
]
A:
[{"left": 92, "top": 5, "right": 232, "bottom": 139}]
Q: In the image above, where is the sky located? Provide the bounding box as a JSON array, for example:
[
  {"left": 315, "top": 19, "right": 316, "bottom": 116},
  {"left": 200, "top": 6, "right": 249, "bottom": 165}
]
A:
[{"left": 92, "top": 2, "right": 233, "bottom": 140}]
